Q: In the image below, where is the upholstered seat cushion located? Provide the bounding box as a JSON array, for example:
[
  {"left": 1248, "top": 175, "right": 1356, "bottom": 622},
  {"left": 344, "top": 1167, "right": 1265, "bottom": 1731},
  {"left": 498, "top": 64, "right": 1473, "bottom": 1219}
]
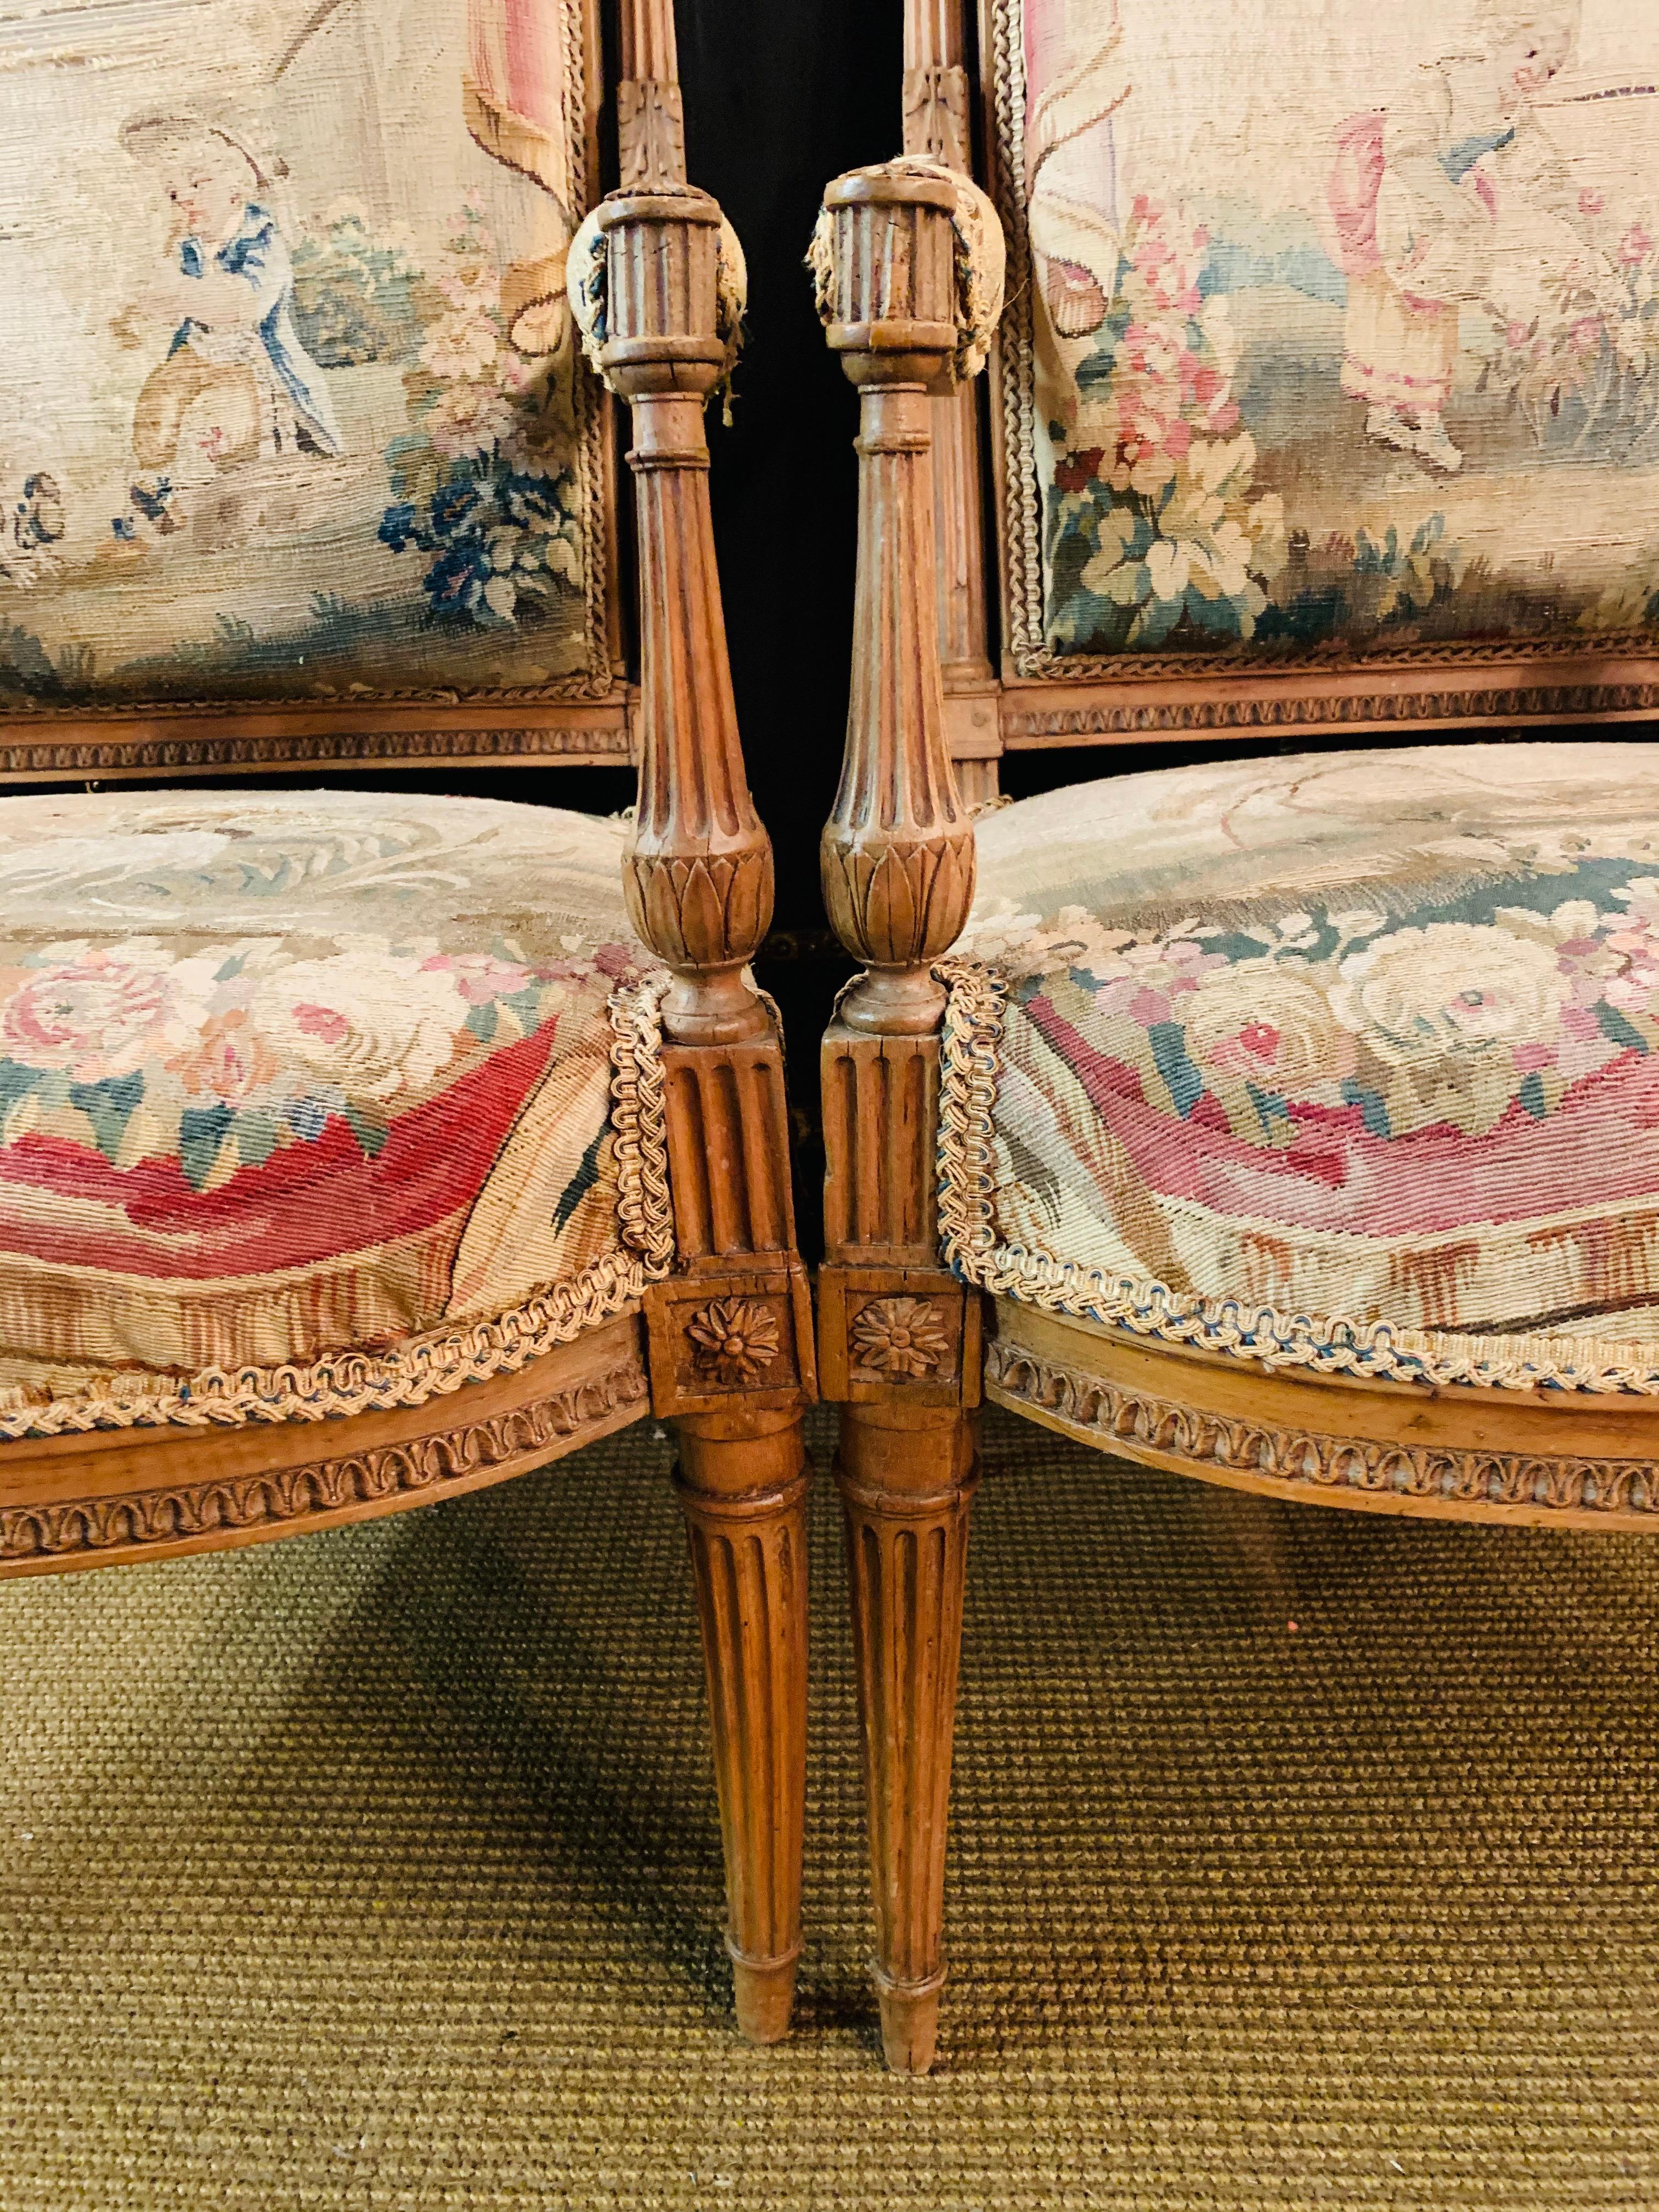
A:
[
  {"left": 0, "top": 789, "right": 663, "bottom": 1434},
  {"left": 945, "top": 743, "right": 1659, "bottom": 1392}
]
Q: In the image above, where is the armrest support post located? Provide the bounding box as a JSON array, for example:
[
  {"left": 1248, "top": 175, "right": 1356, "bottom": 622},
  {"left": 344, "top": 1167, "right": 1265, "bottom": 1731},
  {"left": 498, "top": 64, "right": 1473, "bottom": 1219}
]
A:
[{"left": 819, "top": 169, "right": 978, "bottom": 1037}]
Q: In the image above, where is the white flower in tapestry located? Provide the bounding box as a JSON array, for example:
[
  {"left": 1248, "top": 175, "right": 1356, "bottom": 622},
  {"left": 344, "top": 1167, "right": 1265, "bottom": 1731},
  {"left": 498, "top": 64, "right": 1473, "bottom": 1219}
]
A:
[
  {"left": 0, "top": 0, "right": 605, "bottom": 707},
  {"left": 1001, "top": 0, "right": 1659, "bottom": 662}
]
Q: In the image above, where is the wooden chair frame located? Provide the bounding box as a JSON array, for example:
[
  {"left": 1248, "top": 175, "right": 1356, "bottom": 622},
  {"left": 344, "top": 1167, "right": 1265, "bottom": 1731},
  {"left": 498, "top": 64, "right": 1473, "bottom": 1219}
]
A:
[
  {"left": 811, "top": 4, "right": 1659, "bottom": 2076},
  {"left": 0, "top": 0, "right": 813, "bottom": 2052}
]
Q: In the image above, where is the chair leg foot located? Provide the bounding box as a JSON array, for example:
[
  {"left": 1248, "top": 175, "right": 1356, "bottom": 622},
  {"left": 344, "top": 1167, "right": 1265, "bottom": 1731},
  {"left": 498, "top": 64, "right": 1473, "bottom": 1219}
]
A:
[
  {"left": 730, "top": 1939, "right": 800, "bottom": 2045},
  {"left": 838, "top": 1402, "right": 978, "bottom": 2075},
  {"left": 673, "top": 1407, "right": 810, "bottom": 2046},
  {"left": 874, "top": 1962, "right": 946, "bottom": 2073}
]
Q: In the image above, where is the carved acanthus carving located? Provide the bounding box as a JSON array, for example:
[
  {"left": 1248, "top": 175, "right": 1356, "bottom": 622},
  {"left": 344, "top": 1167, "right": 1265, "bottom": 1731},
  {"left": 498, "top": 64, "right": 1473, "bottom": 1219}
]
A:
[
  {"left": 617, "top": 78, "right": 687, "bottom": 190},
  {"left": 902, "top": 63, "right": 971, "bottom": 171},
  {"left": 850, "top": 1296, "right": 950, "bottom": 1379}
]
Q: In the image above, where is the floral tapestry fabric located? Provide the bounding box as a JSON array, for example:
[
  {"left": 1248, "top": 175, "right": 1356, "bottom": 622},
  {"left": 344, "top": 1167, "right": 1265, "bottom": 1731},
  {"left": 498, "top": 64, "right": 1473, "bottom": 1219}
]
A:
[
  {"left": 952, "top": 743, "right": 1659, "bottom": 1389},
  {"left": 0, "top": 789, "right": 656, "bottom": 1424}
]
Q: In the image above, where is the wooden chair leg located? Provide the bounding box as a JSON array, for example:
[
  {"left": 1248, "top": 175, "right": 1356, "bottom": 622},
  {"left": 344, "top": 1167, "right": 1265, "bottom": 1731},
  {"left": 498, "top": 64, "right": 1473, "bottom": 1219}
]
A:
[
  {"left": 836, "top": 1400, "right": 978, "bottom": 2073},
  {"left": 673, "top": 1406, "right": 810, "bottom": 2044}
]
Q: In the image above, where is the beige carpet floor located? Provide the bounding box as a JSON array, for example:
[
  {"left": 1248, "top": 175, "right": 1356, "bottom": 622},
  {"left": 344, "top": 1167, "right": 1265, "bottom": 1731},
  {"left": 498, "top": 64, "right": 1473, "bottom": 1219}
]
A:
[{"left": 0, "top": 1406, "right": 1655, "bottom": 2210}]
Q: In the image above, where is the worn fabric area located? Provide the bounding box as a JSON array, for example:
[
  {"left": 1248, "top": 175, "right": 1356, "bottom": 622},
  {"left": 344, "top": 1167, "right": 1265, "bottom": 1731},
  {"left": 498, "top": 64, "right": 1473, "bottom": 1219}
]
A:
[
  {"left": 953, "top": 742, "right": 1659, "bottom": 1389},
  {"left": 0, "top": 1404, "right": 1654, "bottom": 2207},
  {"left": 0, "top": 788, "right": 656, "bottom": 1424}
]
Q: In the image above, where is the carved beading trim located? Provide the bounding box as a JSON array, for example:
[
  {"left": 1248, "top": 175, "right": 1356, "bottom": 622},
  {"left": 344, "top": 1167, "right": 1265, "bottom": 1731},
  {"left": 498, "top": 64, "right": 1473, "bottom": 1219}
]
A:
[
  {"left": 0, "top": 722, "right": 631, "bottom": 780},
  {"left": 1000, "top": 670, "right": 1659, "bottom": 737},
  {"left": 0, "top": 1357, "right": 648, "bottom": 1565},
  {"left": 985, "top": 1335, "right": 1659, "bottom": 1520}
]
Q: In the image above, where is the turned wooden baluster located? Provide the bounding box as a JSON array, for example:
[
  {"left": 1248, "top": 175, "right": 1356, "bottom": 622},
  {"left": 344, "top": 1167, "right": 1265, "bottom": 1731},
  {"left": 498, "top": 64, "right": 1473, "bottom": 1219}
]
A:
[
  {"left": 815, "top": 163, "right": 990, "bottom": 2074},
  {"left": 591, "top": 6, "right": 812, "bottom": 2044}
]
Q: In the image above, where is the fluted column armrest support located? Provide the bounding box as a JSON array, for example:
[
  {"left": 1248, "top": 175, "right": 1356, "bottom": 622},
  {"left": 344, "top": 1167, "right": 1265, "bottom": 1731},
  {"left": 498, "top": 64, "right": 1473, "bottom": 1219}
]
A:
[
  {"left": 580, "top": 187, "right": 772, "bottom": 1048},
  {"left": 813, "top": 164, "right": 1000, "bottom": 1037}
]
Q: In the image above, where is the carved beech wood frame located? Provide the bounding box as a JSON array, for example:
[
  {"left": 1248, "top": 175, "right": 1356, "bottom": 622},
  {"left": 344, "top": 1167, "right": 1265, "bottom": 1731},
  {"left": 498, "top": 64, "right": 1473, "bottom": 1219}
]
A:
[
  {"left": 957, "top": 0, "right": 1659, "bottom": 769},
  {"left": 0, "top": 0, "right": 814, "bottom": 2056},
  {"left": 814, "top": 20, "right": 1659, "bottom": 2076},
  {"left": 0, "top": 0, "right": 627, "bottom": 780}
]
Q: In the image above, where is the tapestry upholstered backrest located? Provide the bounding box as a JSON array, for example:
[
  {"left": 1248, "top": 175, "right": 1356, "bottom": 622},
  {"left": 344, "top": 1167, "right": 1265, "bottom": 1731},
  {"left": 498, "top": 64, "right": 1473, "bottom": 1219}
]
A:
[
  {"left": 913, "top": 0, "right": 1659, "bottom": 790},
  {"left": 0, "top": 0, "right": 630, "bottom": 780}
]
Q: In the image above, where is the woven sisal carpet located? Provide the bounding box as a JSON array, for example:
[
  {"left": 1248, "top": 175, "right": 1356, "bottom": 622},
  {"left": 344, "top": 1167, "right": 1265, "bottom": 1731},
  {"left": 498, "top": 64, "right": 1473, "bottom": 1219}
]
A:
[{"left": 1, "top": 1407, "right": 1655, "bottom": 2210}]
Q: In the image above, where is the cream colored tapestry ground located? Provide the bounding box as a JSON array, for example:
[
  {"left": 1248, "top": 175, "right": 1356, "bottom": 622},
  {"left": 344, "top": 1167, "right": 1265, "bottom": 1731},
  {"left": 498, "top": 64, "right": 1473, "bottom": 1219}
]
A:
[{"left": 1, "top": 1408, "right": 1654, "bottom": 2210}]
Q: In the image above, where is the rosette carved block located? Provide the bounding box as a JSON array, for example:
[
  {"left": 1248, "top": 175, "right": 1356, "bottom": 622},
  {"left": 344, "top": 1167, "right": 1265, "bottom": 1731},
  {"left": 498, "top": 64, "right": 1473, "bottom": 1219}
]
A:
[{"left": 813, "top": 161, "right": 1002, "bottom": 2070}]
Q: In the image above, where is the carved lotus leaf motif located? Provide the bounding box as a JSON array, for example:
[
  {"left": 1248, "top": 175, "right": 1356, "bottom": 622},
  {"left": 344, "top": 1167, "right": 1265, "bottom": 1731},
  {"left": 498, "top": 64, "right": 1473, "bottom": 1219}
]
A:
[
  {"left": 686, "top": 1297, "right": 782, "bottom": 1385},
  {"left": 849, "top": 1294, "right": 950, "bottom": 1381}
]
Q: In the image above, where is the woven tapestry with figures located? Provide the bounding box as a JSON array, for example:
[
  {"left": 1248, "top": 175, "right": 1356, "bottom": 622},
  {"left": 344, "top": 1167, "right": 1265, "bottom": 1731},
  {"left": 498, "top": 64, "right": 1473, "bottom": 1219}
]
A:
[
  {"left": 992, "top": 0, "right": 1659, "bottom": 676},
  {"left": 0, "top": 0, "right": 609, "bottom": 709},
  {"left": 947, "top": 744, "right": 1659, "bottom": 1392}
]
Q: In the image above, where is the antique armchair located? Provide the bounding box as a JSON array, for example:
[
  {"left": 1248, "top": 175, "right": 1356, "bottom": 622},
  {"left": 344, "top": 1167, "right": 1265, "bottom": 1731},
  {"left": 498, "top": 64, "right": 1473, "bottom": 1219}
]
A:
[
  {"left": 0, "top": 2, "right": 810, "bottom": 2047},
  {"left": 810, "top": 0, "right": 1659, "bottom": 2074}
]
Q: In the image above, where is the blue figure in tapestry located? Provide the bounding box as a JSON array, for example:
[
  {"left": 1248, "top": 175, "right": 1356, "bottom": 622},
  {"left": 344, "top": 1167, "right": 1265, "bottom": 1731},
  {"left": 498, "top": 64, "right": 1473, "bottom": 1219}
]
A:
[{"left": 114, "top": 117, "right": 343, "bottom": 544}]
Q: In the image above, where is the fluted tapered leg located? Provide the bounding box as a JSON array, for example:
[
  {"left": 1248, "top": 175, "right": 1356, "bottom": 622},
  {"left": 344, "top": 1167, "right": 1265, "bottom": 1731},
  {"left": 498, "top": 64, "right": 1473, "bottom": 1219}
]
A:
[
  {"left": 837, "top": 1400, "right": 977, "bottom": 2072},
  {"left": 674, "top": 1407, "right": 810, "bottom": 2043}
]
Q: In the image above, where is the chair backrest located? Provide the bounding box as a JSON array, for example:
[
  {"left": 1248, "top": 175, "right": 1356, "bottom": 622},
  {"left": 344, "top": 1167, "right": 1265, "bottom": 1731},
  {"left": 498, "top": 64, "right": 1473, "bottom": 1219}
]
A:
[
  {"left": 905, "top": 0, "right": 1659, "bottom": 799},
  {"left": 0, "top": 0, "right": 637, "bottom": 784}
]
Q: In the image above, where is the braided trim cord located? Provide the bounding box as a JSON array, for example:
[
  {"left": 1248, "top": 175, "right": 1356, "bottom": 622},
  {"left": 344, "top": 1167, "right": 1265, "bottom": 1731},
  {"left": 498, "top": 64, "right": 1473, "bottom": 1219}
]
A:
[
  {"left": 608, "top": 973, "right": 676, "bottom": 1277},
  {"left": 0, "top": 974, "right": 678, "bottom": 1442},
  {"left": 986, "top": 0, "right": 1048, "bottom": 674},
  {"left": 560, "top": 0, "right": 615, "bottom": 697},
  {"left": 935, "top": 958, "right": 1659, "bottom": 1398}
]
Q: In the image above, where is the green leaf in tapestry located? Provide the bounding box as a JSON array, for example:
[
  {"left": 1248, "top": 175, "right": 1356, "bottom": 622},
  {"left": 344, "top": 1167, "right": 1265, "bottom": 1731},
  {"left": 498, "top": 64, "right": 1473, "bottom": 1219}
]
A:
[
  {"left": 552, "top": 1125, "right": 606, "bottom": 1234},
  {"left": 178, "top": 1102, "right": 234, "bottom": 1189},
  {"left": 0, "top": 1057, "right": 44, "bottom": 1133},
  {"left": 67, "top": 1073, "right": 145, "bottom": 1163},
  {"left": 465, "top": 1000, "right": 499, "bottom": 1045},
  {"left": 503, "top": 986, "right": 545, "bottom": 1035},
  {"left": 343, "top": 1103, "right": 390, "bottom": 1158},
  {"left": 1596, "top": 1000, "right": 1651, "bottom": 1054},
  {"left": 234, "top": 1107, "right": 283, "bottom": 1169}
]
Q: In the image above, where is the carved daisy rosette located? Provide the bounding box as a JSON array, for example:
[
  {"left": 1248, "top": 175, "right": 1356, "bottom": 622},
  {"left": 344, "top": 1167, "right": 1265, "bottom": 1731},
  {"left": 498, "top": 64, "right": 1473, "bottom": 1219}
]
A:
[
  {"left": 686, "top": 1297, "right": 782, "bottom": 1386},
  {"left": 849, "top": 1295, "right": 950, "bottom": 1381}
]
